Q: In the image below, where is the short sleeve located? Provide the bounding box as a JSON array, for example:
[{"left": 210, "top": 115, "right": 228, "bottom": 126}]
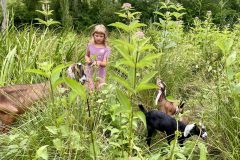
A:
[{"left": 104, "top": 47, "right": 111, "bottom": 59}]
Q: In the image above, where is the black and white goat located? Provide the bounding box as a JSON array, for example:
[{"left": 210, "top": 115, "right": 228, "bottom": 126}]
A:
[
  {"left": 138, "top": 104, "right": 207, "bottom": 146},
  {"left": 155, "top": 78, "right": 185, "bottom": 116}
]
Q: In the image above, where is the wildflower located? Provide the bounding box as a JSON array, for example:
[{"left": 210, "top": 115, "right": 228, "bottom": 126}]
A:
[
  {"left": 122, "top": 3, "right": 132, "bottom": 9},
  {"left": 135, "top": 31, "right": 145, "bottom": 38}
]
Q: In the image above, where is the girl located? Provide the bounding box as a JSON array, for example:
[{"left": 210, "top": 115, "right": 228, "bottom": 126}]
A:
[{"left": 85, "top": 24, "right": 111, "bottom": 91}]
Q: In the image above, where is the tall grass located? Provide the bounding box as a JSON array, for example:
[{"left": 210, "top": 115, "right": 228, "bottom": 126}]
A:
[{"left": 1, "top": 4, "right": 240, "bottom": 159}]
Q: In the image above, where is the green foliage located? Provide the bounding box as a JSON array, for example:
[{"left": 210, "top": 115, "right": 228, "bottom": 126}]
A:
[
  {"left": 0, "top": 47, "right": 17, "bottom": 85},
  {"left": 35, "top": 0, "right": 60, "bottom": 27}
]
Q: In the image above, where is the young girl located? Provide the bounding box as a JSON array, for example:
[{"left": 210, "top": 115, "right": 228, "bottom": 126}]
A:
[{"left": 85, "top": 24, "right": 111, "bottom": 91}]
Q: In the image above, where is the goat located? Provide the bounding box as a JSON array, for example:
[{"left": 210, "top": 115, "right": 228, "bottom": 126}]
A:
[
  {"left": 138, "top": 104, "right": 207, "bottom": 146},
  {"left": 0, "top": 63, "right": 86, "bottom": 132},
  {"left": 155, "top": 78, "right": 185, "bottom": 116}
]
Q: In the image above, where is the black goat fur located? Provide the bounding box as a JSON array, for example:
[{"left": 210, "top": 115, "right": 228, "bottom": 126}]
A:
[{"left": 138, "top": 104, "right": 207, "bottom": 146}]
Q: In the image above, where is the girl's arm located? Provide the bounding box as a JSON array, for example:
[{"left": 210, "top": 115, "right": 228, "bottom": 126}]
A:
[{"left": 96, "top": 57, "right": 107, "bottom": 67}]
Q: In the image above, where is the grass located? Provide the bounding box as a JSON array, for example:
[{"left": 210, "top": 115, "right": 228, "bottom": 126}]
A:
[{"left": 0, "top": 19, "right": 240, "bottom": 159}]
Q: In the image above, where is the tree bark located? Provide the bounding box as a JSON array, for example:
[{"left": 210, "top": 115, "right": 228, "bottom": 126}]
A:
[{"left": 1, "top": 0, "right": 7, "bottom": 31}]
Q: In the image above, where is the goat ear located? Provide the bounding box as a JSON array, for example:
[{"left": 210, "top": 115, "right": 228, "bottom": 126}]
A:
[{"left": 179, "top": 102, "right": 185, "bottom": 108}]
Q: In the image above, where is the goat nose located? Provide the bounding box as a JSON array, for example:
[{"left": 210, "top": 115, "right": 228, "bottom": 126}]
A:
[{"left": 201, "top": 132, "right": 207, "bottom": 140}]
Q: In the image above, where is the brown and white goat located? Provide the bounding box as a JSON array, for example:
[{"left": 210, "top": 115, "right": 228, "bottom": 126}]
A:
[
  {"left": 0, "top": 63, "right": 86, "bottom": 132},
  {"left": 155, "top": 78, "right": 185, "bottom": 116}
]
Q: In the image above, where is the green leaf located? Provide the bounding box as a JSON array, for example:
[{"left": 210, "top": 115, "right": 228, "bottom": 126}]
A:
[
  {"left": 51, "top": 63, "right": 69, "bottom": 87},
  {"left": 226, "top": 51, "right": 236, "bottom": 67},
  {"left": 137, "top": 54, "right": 161, "bottom": 68},
  {"left": 25, "top": 69, "right": 49, "bottom": 78},
  {"left": 215, "top": 37, "right": 234, "bottom": 55},
  {"left": 109, "top": 22, "right": 130, "bottom": 32},
  {"left": 138, "top": 71, "right": 158, "bottom": 84},
  {"left": 116, "top": 89, "right": 131, "bottom": 112},
  {"left": 35, "top": 145, "right": 48, "bottom": 160},
  {"left": 112, "top": 73, "right": 135, "bottom": 93},
  {"left": 198, "top": 142, "right": 207, "bottom": 160},
  {"left": 45, "top": 126, "right": 58, "bottom": 135},
  {"left": 136, "top": 83, "right": 158, "bottom": 92},
  {"left": 134, "top": 111, "right": 146, "bottom": 128},
  {"left": 0, "top": 47, "right": 17, "bottom": 85},
  {"left": 53, "top": 138, "right": 63, "bottom": 151},
  {"left": 128, "top": 20, "right": 147, "bottom": 31},
  {"left": 64, "top": 77, "right": 86, "bottom": 101}
]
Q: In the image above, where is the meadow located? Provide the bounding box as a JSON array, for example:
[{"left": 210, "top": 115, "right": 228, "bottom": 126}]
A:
[{"left": 0, "top": 2, "right": 240, "bottom": 160}]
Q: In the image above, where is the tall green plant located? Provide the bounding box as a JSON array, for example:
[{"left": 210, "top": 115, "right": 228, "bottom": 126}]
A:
[
  {"left": 109, "top": 3, "right": 160, "bottom": 157},
  {"left": 35, "top": 0, "right": 60, "bottom": 27}
]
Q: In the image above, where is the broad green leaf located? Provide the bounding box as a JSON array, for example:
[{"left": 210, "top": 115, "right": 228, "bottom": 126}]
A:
[
  {"left": 154, "top": 11, "right": 165, "bottom": 17},
  {"left": 226, "top": 51, "right": 236, "bottom": 67},
  {"left": 215, "top": 37, "right": 234, "bottom": 55},
  {"left": 114, "top": 45, "right": 132, "bottom": 61},
  {"left": 64, "top": 77, "right": 86, "bottom": 101},
  {"left": 128, "top": 68, "right": 135, "bottom": 88},
  {"left": 116, "top": 89, "right": 131, "bottom": 111},
  {"left": 136, "top": 83, "right": 158, "bottom": 92},
  {"left": 112, "top": 73, "right": 135, "bottom": 93},
  {"left": 137, "top": 54, "right": 161, "bottom": 68},
  {"left": 0, "top": 47, "right": 16, "bottom": 85},
  {"left": 60, "top": 125, "right": 70, "bottom": 137},
  {"left": 25, "top": 69, "right": 49, "bottom": 78},
  {"left": 35, "top": 145, "right": 48, "bottom": 160},
  {"left": 45, "top": 126, "right": 58, "bottom": 135},
  {"left": 138, "top": 71, "right": 158, "bottom": 84},
  {"left": 53, "top": 138, "right": 63, "bottom": 151},
  {"left": 89, "top": 141, "right": 100, "bottom": 158},
  {"left": 111, "top": 65, "right": 128, "bottom": 76},
  {"left": 198, "top": 142, "right": 207, "bottom": 160},
  {"left": 68, "top": 90, "right": 78, "bottom": 104},
  {"left": 134, "top": 111, "right": 146, "bottom": 128},
  {"left": 51, "top": 63, "right": 68, "bottom": 86},
  {"left": 116, "top": 59, "right": 135, "bottom": 67},
  {"left": 129, "top": 20, "right": 147, "bottom": 31},
  {"left": 109, "top": 22, "right": 130, "bottom": 32},
  {"left": 165, "top": 41, "right": 177, "bottom": 49}
]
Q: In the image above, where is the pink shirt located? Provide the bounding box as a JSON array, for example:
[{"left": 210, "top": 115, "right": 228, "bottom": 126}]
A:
[{"left": 85, "top": 43, "right": 111, "bottom": 80}]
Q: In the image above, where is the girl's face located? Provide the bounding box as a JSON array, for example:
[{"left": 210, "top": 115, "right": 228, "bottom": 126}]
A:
[{"left": 93, "top": 33, "right": 105, "bottom": 44}]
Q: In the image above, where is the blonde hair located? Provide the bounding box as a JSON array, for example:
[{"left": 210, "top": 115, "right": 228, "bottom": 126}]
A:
[{"left": 90, "top": 24, "right": 108, "bottom": 46}]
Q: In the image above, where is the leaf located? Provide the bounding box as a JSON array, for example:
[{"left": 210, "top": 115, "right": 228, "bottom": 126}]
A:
[
  {"left": 113, "top": 42, "right": 134, "bottom": 61},
  {"left": 64, "top": 77, "right": 86, "bottom": 101},
  {"left": 51, "top": 63, "right": 70, "bottom": 87},
  {"left": 45, "top": 126, "right": 58, "bottom": 135},
  {"left": 164, "top": 41, "right": 177, "bottom": 49},
  {"left": 53, "top": 138, "right": 63, "bottom": 151},
  {"left": 0, "top": 47, "right": 16, "bottom": 85},
  {"left": 136, "top": 83, "right": 158, "bottom": 92},
  {"left": 215, "top": 37, "right": 234, "bottom": 55},
  {"left": 134, "top": 111, "right": 146, "bottom": 128},
  {"left": 226, "top": 51, "right": 236, "bottom": 67},
  {"left": 137, "top": 54, "right": 161, "bottom": 68},
  {"left": 138, "top": 71, "right": 158, "bottom": 84},
  {"left": 128, "top": 20, "right": 147, "bottom": 31},
  {"left": 109, "top": 22, "right": 130, "bottom": 32},
  {"left": 112, "top": 73, "right": 135, "bottom": 93},
  {"left": 25, "top": 69, "right": 49, "bottom": 78},
  {"left": 198, "top": 142, "right": 207, "bottom": 160},
  {"left": 116, "top": 89, "right": 131, "bottom": 112},
  {"left": 35, "top": 145, "right": 48, "bottom": 160}
]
